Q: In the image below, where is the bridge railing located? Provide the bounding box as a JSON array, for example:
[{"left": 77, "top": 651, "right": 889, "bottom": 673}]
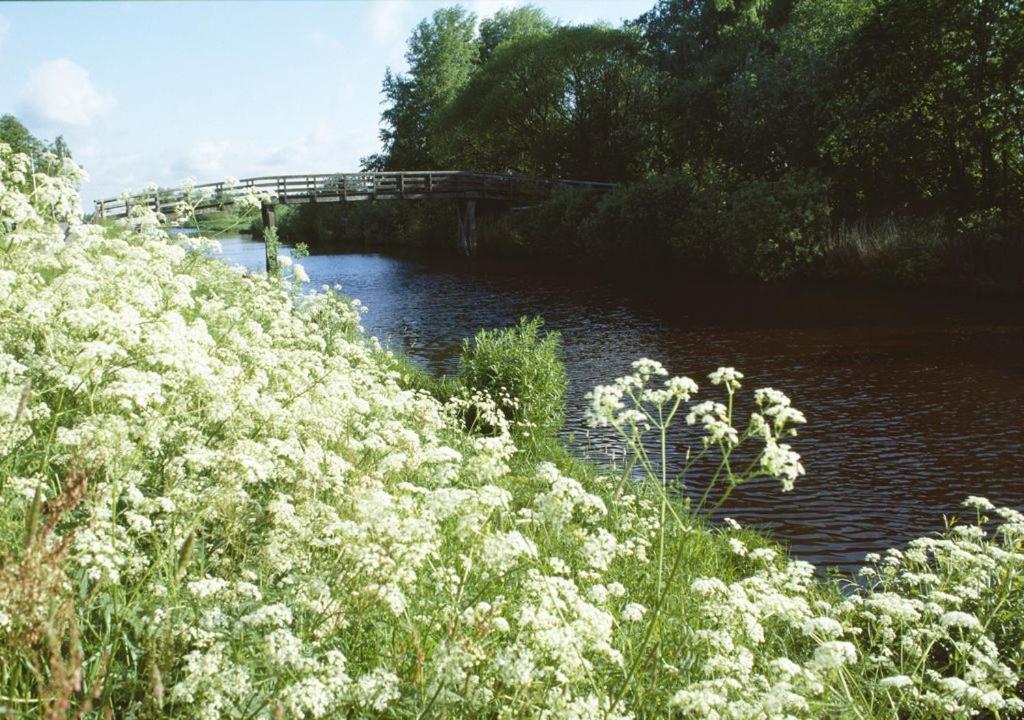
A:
[{"left": 93, "top": 171, "right": 617, "bottom": 220}]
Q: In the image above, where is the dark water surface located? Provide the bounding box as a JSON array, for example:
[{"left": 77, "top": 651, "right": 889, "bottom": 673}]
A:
[{"left": 219, "top": 236, "right": 1024, "bottom": 570}]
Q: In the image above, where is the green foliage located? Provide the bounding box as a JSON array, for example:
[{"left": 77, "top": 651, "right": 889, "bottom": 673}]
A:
[
  {"left": 356, "top": 0, "right": 1023, "bottom": 288},
  {"left": 820, "top": 215, "right": 1024, "bottom": 289},
  {"left": 0, "top": 115, "right": 42, "bottom": 159},
  {"left": 822, "top": 0, "right": 1024, "bottom": 219},
  {"left": 276, "top": 201, "right": 452, "bottom": 252},
  {"left": 490, "top": 170, "right": 829, "bottom": 281},
  {"left": 719, "top": 171, "right": 832, "bottom": 280},
  {"left": 190, "top": 210, "right": 255, "bottom": 235},
  {"left": 501, "top": 188, "right": 602, "bottom": 259},
  {"left": 0, "top": 114, "right": 73, "bottom": 172},
  {"left": 378, "top": 7, "right": 479, "bottom": 169},
  {"left": 579, "top": 171, "right": 697, "bottom": 266},
  {"left": 264, "top": 225, "right": 280, "bottom": 273},
  {"left": 456, "top": 317, "right": 568, "bottom": 443},
  {"left": 478, "top": 5, "right": 554, "bottom": 62},
  {"left": 439, "top": 26, "right": 659, "bottom": 180}
]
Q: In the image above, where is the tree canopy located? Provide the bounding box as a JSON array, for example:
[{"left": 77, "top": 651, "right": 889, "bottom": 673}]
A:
[
  {"left": 0, "top": 114, "right": 74, "bottom": 170},
  {"left": 353, "top": 0, "right": 1024, "bottom": 282},
  {"left": 371, "top": 0, "right": 1022, "bottom": 222},
  {"left": 371, "top": 7, "right": 479, "bottom": 170}
]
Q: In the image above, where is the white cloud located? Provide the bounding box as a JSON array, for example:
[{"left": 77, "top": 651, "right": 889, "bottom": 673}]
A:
[
  {"left": 366, "top": 0, "right": 416, "bottom": 68},
  {"left": 256, "top": 118, "right": 347, "bottom": 172},
  {"left": 20, "top": 59, "right": 115, "bottom": 127},
  {"left": 368, "top": 1, "right": 409, "bottom": 45},
  {"left": 174, "top": 140, "right": 233, "bottom": 177},
  {"left": 167, "top": 118, "right": 368, "bottom": 186}
]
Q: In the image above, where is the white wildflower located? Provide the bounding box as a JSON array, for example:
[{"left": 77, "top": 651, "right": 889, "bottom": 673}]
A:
[
  {"left": 622, "top": 603, "right": 647, "bottom": 622},
  {"left": 810, "top": 641, "right": 857, "bottom": 671},
  {"left": 939, "top": 611, "right": 981, "bottom": 630}
]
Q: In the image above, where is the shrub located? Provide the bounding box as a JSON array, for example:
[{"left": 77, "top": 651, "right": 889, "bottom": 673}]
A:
[
  {"left": 456, "top": 316, "right": 568, "bottom": 442},
  {"left": 567, "top": 169, "right": 832, "bottom": 280},
  {"left": 818, "top": 216, "right": 953, "bottom": 286},
  {"left": 719, "top": 170, "right": 832, "bottom": 281},
  {"left": 275, "top": 200, "right": 454, "bottom": 252},
  {"left": 579, "top": 171, "right": 696, "bottom": 266},
  {"left": 508, "top": 188, "right": 600, "bottom": 260}
]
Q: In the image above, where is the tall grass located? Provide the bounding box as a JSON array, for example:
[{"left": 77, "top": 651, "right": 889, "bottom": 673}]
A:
[
  {"left": 455, "top": 317, "right": 568, "bottom": 446},
  {"left": 808, "top": 216, "right": 1022, "bottom": 290}
]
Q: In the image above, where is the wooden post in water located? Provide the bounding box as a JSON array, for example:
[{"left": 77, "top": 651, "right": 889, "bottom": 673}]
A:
[
  {"left": 261, "top": 201, "right": 277, "bottom": 273},
  {"left": 456, "top": 199, "right": 477, "bottom": 257},
  {"left": 465, "top": 200, "right": 477, "bottom": 256}
]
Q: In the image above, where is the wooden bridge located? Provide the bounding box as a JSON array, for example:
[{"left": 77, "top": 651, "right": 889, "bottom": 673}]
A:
[{"left": 94, "top": 171, "right": 616, "bottom": 256}]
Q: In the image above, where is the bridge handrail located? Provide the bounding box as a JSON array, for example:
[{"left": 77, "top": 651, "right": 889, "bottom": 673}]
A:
[{"left": 93, "top": 170, "right": 617, "bottom": 219}]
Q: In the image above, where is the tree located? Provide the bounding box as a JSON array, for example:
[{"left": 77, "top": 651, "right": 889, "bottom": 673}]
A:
[
  {"left": 0, "top": 114, "right": 74, "bottom": 171},
  {"left": 52, "top": 135, "right": 73, "bottom": 160},
  {"left": 822, "top": 0, "right": 1024, "bottom": 220},
  {"left": 716, "top": 0, "right": 871, "bottom": 179},
  {"left": 0, "top": 115, "right": 44, "bottom": 160},
  {"left": 438, "top": 26, "right": 659, "bottom": 180},
  {"left": 478, "top": 5, "right": 554, "bottom": 62},
  {"left": 632, "top": 0, "right": 801, "bottom": 176},
  {"left": 378, "top": 7, "right": 480, "bottom": 169}
]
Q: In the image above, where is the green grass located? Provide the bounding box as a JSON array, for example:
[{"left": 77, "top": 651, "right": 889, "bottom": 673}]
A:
[{"left": 186, "top": 210, "right": 255, "bottom": 235}]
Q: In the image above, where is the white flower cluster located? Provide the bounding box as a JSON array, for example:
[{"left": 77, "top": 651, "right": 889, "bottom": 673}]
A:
[
  {"left": 587, "top": 361, "right": 808, "bottom": 501},
  {"left": 1, "top": 147, "right": 1022, "bottom": 720},
  {"left": 837, "top": 500, "right": 1024, "bottom": 717},
  {"left": 0, "top": 147, "right": 664, "bottom": 717}
]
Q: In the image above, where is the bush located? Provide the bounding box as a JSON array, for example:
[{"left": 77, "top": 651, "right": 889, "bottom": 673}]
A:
[
  {"left": 506, "top": 188, "right": 600, "bottom": 260},
  {"left": 456, "top": 316, "right": 568, "bottom": 442},
  {"left": 547, "top": 169, "right": 832, "bottom": 280},
  {"left": 579, "top": 171, "right": 696, "bottom": 267},
  {"left": 274, "top": 201, "right": 453, "bottom": 252},
  {"left": 818, "top": 216, "right": 953, "bottom": 286},
  {"left": 955, "top": 211, "right": 1024, "bottom": 289},
  {"left": 720, "top": 170, "right": 832, "bottom": 281}
]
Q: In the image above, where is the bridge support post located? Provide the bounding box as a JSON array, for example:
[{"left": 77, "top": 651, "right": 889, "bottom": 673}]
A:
[
  {"left": 261, "top": 201, "right": 277, "bottom": 273},
  {"left": 456, "top": 199, "right": 477, "bottom": 257}
]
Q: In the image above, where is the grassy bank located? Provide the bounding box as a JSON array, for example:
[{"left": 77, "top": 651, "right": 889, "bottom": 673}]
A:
[
  {"left": 188, "top": 209, "right": 256, "bottom": 235},
  {"left": 3, "top": 146, "right": 1024, "bottom": 718}
]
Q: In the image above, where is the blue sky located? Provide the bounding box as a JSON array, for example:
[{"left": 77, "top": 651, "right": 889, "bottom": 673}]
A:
[{"left": 0, "top": 1, "right": 652, "bottom": 206}]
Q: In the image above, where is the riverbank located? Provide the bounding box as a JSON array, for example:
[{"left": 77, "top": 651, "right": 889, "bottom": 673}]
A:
[
  {"left": 3, "top": 149, "right": 1023, "bottom": 718},
  {"left": 190, "top": 209, "right": 255, "bottom": 235},
  {"left": 271, "top": 196, "right": 1024, "bottom": 298}
]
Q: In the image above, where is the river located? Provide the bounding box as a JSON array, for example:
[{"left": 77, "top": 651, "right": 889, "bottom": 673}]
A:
[{"left": 218, "top": 235, "right": 1024, "bottom": 571}]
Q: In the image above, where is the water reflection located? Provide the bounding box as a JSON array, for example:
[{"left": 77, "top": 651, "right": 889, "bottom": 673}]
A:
[{"left": 216, "top": 235, "right": 1024, "bottom": 570}]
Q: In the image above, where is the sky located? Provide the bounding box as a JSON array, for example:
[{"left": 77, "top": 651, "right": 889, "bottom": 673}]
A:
[{"left": 0, "top": 0, "right": 652, "bottom": 207}]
